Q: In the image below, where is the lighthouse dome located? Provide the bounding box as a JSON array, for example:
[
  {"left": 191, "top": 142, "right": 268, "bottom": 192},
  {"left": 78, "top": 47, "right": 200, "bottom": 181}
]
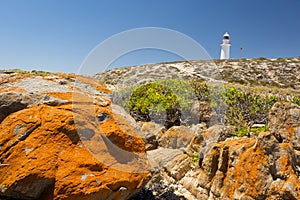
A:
[{"left": 223, "top": 32, "right": 230, "bottom": 40}]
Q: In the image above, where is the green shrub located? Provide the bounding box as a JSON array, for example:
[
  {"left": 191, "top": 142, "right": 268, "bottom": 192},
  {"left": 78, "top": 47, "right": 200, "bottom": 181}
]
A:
[{"left": 126, "top": 81, "right": 183, "bottom": 128}]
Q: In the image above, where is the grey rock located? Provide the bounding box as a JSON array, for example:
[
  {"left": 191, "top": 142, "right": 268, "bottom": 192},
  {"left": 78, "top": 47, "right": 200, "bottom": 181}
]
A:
[
  {"left": 14, "top": 77, "right": 70, "bottom": 93},
  {"left": 140, "top": 122, "right": 165, "bottom": 151},
  {"left": 2, "top": 177, "right": 54, "bottom": 200},
  {"left": 147, "top": 148, "right": 183, "bottom": 169},
  {"left": 43, "top": 97, "right": 68, "bottom": 106},
  {"left": 0, "top": 92, "right": 35, "bottom": 122},
  {"left": 158, "top": 126, "right": 195, "bottom": 150}
]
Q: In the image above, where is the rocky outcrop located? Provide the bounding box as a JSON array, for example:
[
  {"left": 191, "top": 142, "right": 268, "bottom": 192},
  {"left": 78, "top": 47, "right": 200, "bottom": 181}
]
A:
[
  {"left": 0, "top": 72, "right": 151, "bottom": 200},
  {"left": 134, "top": 102, "right": 300, "bottom": 200}
]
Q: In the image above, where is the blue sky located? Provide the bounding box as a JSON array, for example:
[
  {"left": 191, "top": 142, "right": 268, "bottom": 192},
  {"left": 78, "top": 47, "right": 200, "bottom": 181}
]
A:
[{"left": 0, "top": 0, "right": 299, "bottom": 73}]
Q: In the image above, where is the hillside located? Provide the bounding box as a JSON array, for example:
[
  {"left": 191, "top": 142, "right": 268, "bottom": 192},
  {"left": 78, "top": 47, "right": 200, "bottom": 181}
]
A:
[{"left": 95, "top": 57, "right": 300, "bottom": 89}]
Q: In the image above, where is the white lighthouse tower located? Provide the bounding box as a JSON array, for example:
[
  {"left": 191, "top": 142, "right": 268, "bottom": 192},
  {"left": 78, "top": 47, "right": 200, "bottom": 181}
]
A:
[{"left": 220, "top": 32, "right": 231, "bottom": 59}]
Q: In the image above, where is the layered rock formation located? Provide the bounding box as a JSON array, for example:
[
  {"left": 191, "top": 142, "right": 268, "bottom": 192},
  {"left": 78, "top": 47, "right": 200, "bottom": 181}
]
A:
[
  {"left": 0, "top": 71, "right": 151, "bottom": 199},
  {"left": 132, "top": 102, "right": 300, "bottom": 200}
]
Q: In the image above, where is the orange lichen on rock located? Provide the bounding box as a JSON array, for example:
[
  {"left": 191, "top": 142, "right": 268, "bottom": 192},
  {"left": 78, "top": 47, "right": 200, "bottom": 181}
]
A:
[
  {"left": 196, "top": 122, "right": 300, "bottom": 199},
  {"left": 47, "top": 92, "right": 74, "bottom": 102},
  {"left": 0, "top": 73, "right": 28, "bottom": 85},
  {"left": 0, "top": 100, "right": 150, "bottom": 199},
  {"left": 225, "top": 139, "right": 268, "bottom": 198},
  {"left": 0, "top": 86, "right": 27, "bottom": 93},
  {"left": 96, "top": 85, "right": 111, "bottom": 93},
  {"left": 75, "top": 75, "right": 110, "bottom": 93}
]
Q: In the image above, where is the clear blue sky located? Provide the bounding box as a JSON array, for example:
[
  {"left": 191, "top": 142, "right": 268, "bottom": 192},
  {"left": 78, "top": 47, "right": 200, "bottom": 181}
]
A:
[{"left": 0, "top": 0, "right": 299, "bottom": 73}]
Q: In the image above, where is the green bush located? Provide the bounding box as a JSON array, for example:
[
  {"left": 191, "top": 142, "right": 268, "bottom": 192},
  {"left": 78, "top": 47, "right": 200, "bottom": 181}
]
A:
[{"left": 126, "top": 81, "right": 182, "bottom": 128}]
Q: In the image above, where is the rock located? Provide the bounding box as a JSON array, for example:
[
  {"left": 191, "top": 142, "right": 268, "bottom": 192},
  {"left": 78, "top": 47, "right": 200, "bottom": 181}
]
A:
[
  {"left": 112, "top": 104, "right": 141, "bottom": 133},
  {"left": 201, "top": 125, "right": 235, "bottom": 143},
  {"left": 0, "top": 102, "right": 151, "bottom": 200},
  {"left": 158, "top": 126, "right": 195, "bottom": 150},
  {"left": 190, "top": 122, "right": 207, "bottom": 135},
  {"left": 140, "top": 122, "right": 166, "bottom": 151},
  {"left": 143, "top": 148, "right": 193, "bottom": 200},
  {"left": 0, "top": 92, "right": 37, "bottom": 123},
  {"left": 0, "top": 73, "right": 151, "bottom": 200},
  {"left": 190, "top": 101, "right": 217, "bottom": 127},
  {"left": 138, "top": 102, "right": 300, "bottom": 200},
  {"left": 14, "top": 77, "right": 70, "bottom": 93},
  {"left": 147, "top": 148, "right": 183, "bottom": 169},
  {"left": 43, "top": 96, "right": 69, "bottom": 106},
  {"left": 197, "top": 134, "right": 293, "bottom": 199},
  {"left": 269, "top": 102, "right": 300, "bottom": 149},
  {"left": 190, "top": 125, "right": 234, "bottom": 162},
  {"left": 164, "top": 153, "right": 192, "bottom": 181},
  {"left": 193, "top": 103, "right": 300, "bottom": 199}
]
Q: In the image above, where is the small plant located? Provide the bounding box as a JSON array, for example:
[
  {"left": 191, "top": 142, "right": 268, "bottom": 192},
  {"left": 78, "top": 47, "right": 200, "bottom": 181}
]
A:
[
  {"left": 193, "top": 152, "right": 199, "bottom": 165},
  {"left": 292, "top": 96, "right": 300, "bottom": 106},
  {"left": 251, "top": 124, "right": 269, "bottom": 135},
  {"left": 233, "top": 127, "right": 248, "bottom": 137}
]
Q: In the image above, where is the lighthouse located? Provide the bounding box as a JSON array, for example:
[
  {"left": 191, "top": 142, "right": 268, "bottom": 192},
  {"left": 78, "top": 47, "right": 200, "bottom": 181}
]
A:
[{"left": 220, "top": 32, "right": 231, "bottom": 59}]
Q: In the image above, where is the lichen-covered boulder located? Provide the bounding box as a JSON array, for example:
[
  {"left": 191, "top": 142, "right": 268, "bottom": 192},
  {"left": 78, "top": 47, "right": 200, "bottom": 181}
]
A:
[
  {"left": 195, "top": 102, "right": 300, "bottom": 199},
  {"left": 0, "top": 72, "right": 151, "bottom": 200}
]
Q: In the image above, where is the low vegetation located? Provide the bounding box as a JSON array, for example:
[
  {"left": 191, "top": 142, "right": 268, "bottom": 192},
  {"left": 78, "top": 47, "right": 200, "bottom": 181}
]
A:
[
  {"left": 1, "top": 69, "right": 51, "bottom": 77},
  {"left": 115, "top": 78, "right": 300, "bottom": 137}
]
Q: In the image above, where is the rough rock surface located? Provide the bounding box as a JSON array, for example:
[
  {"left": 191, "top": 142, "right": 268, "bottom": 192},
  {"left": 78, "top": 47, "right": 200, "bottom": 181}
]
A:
[
  {"left": 158, "top": 126, "right": 195, "bottom": 150},
  {"left": 139, "top": 122, "right": 166, "bottom": 151},
  {"left": 0, "top": 72, "right": 151, "bottom": 200},
  {"left": 134, "top": 102, "right": 300, "bottom": 200}
]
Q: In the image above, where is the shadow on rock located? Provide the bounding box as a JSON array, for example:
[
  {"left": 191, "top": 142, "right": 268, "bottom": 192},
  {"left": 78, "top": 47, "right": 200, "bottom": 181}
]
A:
[{"left": 129, "top": 188, "right": 187, "bottom": 200}]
